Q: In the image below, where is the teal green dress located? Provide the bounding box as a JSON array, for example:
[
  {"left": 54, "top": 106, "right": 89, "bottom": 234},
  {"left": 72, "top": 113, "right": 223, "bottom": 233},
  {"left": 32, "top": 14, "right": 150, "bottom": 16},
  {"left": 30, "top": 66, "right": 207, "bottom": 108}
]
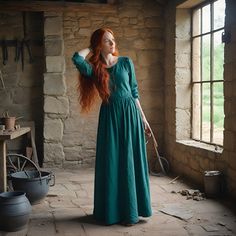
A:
[{"left": 72, "top": 53, "right": 152, "bottom": 225}]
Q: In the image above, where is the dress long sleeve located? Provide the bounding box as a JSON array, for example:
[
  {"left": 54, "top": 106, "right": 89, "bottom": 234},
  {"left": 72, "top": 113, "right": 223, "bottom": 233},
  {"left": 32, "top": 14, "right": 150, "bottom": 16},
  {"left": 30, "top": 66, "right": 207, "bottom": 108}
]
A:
[
  {"left": 72, "top": 52, "right": 93, "bottom": 77},
  {"left": 128, "top": 58, "right": 140, "bottom": 99}
]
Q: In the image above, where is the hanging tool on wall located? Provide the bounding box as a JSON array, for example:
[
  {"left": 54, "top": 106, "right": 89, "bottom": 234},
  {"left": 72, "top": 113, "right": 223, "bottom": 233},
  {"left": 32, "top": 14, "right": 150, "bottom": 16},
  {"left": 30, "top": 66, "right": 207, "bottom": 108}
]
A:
[
  {"left": 20, "top": 12, "right": 34, "bottom": 71},
  {"left": 0, "top": 69, "right": 6, "bottom": 90},
  {"left": 0, "top": 13, "right": 42, "bottom": 67},
  {"left": 15, "top": 39, "right": 21, "bottom": 62},
  {"left": 1, "top": 40, "right": 8, "bottom": 65}
]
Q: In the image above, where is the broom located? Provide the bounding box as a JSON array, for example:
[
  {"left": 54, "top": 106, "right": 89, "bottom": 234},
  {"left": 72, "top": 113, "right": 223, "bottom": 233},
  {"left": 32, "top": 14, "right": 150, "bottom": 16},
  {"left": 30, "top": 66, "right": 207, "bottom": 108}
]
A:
[{"left": 147, "top": 127, "right": 169, "bottom": 176}]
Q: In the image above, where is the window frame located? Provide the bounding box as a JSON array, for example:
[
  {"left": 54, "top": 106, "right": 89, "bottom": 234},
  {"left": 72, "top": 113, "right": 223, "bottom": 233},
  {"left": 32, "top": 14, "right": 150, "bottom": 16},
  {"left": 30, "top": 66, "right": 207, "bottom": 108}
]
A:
[{"left": 190, "top": 0, "right": 225, "bottom": 146}]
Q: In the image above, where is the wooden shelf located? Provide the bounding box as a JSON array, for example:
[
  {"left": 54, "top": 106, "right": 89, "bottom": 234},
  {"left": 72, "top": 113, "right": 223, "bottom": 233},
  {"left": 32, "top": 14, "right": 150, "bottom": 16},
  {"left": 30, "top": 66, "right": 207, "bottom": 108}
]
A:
[{"left": 0, "top": 127, "right": 31, "bottom": 140}]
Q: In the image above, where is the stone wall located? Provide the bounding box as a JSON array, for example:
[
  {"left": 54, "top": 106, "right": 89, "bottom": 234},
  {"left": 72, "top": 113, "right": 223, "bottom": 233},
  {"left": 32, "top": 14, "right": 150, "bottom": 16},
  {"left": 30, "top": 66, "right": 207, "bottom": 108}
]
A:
[
  {"left": 43, "top": 12, "right": 69, "bottom": 166},
  {"left": 164, "top": 0, "right": 236, "bottom": 198},
  {"left": 224, "top": 0, "right": 236, "bottom": 198},
  {"left": 43, "top": 0, "right": 166, "bottom": 167},
  {"left": 0, "top": 12, "right": 44, "bottom": 164}
]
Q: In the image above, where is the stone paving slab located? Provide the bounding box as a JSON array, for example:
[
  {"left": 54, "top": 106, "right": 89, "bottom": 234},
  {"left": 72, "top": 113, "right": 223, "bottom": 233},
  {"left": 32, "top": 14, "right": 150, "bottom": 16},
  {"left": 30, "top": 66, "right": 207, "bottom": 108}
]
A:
[{"left": 0, "top": 167, "right": 236, "bottom": 236}]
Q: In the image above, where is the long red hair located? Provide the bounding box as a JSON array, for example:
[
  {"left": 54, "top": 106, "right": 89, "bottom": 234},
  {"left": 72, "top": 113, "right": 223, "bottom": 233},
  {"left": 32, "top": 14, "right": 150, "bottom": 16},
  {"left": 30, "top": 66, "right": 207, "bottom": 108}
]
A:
[{"left": 78, "top": 28, "right": 118, "bottom": 113}]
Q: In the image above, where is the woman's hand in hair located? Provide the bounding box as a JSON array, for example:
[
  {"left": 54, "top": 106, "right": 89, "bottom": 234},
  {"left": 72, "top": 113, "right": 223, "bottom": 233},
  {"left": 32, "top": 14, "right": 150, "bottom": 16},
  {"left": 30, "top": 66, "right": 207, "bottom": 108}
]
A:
[{"left": 78, "top": 48, "right": 91, "bottom": 59}]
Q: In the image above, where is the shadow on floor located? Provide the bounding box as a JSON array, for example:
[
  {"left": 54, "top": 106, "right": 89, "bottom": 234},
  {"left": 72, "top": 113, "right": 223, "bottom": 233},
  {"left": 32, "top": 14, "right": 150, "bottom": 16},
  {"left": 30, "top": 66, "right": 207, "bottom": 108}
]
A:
[{"left": 67, "top": 214, "right": 149, "bottom": 227}]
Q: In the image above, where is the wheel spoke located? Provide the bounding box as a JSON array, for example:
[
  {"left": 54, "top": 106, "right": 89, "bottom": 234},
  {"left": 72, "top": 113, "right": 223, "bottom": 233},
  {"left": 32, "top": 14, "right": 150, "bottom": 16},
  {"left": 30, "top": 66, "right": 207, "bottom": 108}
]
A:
[
  {"left": 21, "top": 160, "right": 27, "bottom": 171},
  {"left": 17, "top": 157, "right": 21, "bottom": 171},
  {"left": 7, "top": 156, "right": 17, "bottom": 171}
]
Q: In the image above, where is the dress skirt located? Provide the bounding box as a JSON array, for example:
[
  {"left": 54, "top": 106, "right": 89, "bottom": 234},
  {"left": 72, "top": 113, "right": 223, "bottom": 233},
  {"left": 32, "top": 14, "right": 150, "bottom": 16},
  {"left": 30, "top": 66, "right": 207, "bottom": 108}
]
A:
[{"left": 93, "top": 93, "right": 152, "bottom": 225}]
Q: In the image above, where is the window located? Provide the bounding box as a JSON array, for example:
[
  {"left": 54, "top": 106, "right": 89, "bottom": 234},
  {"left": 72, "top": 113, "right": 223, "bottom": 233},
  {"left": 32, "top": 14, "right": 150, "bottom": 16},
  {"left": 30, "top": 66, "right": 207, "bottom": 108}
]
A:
[{"left": 191, "top": 0, "right": 225, "bottom": 146}]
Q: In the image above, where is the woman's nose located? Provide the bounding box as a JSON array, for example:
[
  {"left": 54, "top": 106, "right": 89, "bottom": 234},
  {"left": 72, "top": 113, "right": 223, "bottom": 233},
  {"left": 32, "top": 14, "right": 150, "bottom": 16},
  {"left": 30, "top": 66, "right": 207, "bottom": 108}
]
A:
[{"left": 109, "top": 41, "right": 113, "bottom": 46}]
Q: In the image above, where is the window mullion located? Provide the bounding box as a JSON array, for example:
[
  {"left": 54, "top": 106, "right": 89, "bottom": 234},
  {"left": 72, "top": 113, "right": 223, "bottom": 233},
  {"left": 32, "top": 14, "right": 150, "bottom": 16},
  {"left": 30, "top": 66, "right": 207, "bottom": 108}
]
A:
[
  {"left": 200, "top": 7, "right": 203, "bottom": 141},
  {"left": 210, "top": 2, "right": 214, "bottom": 143}
]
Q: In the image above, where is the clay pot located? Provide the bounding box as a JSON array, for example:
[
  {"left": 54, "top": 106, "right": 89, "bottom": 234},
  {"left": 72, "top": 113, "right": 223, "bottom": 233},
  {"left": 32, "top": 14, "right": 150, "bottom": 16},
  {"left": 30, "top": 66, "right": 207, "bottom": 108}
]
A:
[
  {"left": 0, "top": 191, "right": 31, "bottom": 232},
  {"left": 4, "top": 116, "right": 16, "bottom": 130}
]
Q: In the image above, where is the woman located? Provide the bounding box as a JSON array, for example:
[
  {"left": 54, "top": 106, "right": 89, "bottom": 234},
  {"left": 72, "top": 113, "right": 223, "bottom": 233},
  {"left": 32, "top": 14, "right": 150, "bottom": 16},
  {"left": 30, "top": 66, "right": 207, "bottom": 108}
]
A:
[{"left": 72, "top": 28, "right": 152, "bottom": 226}]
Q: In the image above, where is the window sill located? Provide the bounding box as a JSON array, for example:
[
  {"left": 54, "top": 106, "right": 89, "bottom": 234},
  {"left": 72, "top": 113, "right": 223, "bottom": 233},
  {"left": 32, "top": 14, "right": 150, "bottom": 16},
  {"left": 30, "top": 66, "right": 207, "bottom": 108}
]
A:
[{"left": 176, "top": 139, "right": 223, "bottom": 154}]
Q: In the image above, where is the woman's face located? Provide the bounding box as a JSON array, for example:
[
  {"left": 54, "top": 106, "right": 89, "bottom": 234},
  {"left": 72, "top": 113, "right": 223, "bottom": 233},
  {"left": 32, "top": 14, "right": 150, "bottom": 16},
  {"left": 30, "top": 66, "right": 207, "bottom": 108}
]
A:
[{"left": 101, "top": 31, "right": 116, "bottom": 55}]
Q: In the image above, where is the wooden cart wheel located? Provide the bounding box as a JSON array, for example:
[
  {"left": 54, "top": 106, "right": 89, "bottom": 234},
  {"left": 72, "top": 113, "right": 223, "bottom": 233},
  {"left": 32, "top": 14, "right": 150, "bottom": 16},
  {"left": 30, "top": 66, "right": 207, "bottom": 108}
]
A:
[
  {"left": 7, "top": 154, "right": 39, "bottom": 191},
  {"left": 7, "top": 153, "right": 38, "bottom": 175}
]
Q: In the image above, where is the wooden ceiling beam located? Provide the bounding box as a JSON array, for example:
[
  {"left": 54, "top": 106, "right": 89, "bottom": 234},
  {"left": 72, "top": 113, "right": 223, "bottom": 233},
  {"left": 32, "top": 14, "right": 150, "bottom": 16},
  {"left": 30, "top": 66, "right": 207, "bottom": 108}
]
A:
[{"left": 0, "top": 1, "right": 117, "bottom": 13}]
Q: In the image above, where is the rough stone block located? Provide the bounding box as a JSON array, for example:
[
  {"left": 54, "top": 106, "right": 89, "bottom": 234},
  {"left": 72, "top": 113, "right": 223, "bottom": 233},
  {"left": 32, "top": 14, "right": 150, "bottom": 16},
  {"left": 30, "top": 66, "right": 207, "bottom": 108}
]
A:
[
  {"left": 136, "top": 66, "right": 163, "bottom": 81},
  {"left": 189, "top": 157, "right": 200, "bottom": 171},
  {"left": 123, "top": 28, "right": 139, "bottom": 37},
  {"left": 62, "top": 132, "right": 84, "bottom": 147},
  {"left": 143, "top": 7, "right": 162, "bottom": 17},
  {"left": 118, "top": 8, "right": 139, "bottom": 17},
  {"left": 45, "top": 38, "right": 64, "bottom": 56},
  {"left": 64, "top": 146, "right": 82, "bottom": 161},
  {"left": 140, "top": 91, "right": 164, "bottom": 110},
  {"left": 134, "top": 38, "right": 163, "bottom": 50},
  {"left": 105, "top": 16, "right": 120, "bottom": 24},
  {"left": 44, "top": 118, "right": 63, "bottom": 142},
  {"left": 176, "top": 39, "right": 191, "bottom": 53},
  {"left": 138, "top": 51, "right": 161, "bottom": 66},
  {"left": 78, "top": 28, "right": 92, "bottom": 36},
  {"left": 64, "top": 117, "right": 85, "bottom": 134},
  {"left": 44, "top": 73, "right": 66, "bottom": 96},
  {"left": 225, "top": 43, "right": 236, "bottom": 63},
  {"left": 44, "top": 96, "right": 69, "bottom": 115},
  {"left": 145, "top": 17, "right": 163, "bottom": 28},
  {"left": 12, "top": 87, "right": 41, "bottom": 104},
  {"left": 176, "top": 67, "right": 191, "bottom": 85},
  {"left": 80, "top": 146, "right": 96, "bottom": 159},
  {"left": 176, "top": 53, "right": 190, "bottom": 68},
  {"left": 44, "top": 16, "right": 62, "bottom": 36},
  {"left": 223, "top": 62, "right": 235, "bottom": 82},
  {"left": 176, "top": 9, "right": 191, "bottom": 39},
  {"left": 44, "top": 142, "right": 65, "bottom": 163},
  {"left": 227, "top": 152, "right": 236, "bottom": 171},
  {"left": 233, "top": 81, "right": 236, "bottom": 97},
  {"left": 46, "top": 56, "right": 65, "bottom": 73},
  {"left": 176, "top": 84, "right": 191, "bottom": 109},
  {"left": 119, "top": 49, "right": 137, "bottom": 61},
  {"left": 120, "top": 17, "right": 129, "bottom": 26},
  {"left": 224, "top": 81, "right": 233, "bottom": 98},
  {"left": 78, "top": 17, "right": 91, "bottom": 27},
  {"left": 223, "top": 131, "right": 235, "bottom": 151},
  {"left": 129, "top": 17, "right": 138, "bottom": 24},
  {"left": 44, "top": 12, "right": 63, "bottom": 17},
  {"left": 176, "top": 108, "right": 191, "bottom": 127}
]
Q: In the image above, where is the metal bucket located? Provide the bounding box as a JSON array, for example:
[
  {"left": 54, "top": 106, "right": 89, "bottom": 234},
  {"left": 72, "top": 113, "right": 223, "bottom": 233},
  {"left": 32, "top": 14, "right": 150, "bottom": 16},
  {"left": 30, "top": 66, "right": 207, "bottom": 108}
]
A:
[
  {"left": 10, "top": 170, "right": 55, "bottom": 204},
  {"left": 204, "top": 170, "right": 221, "bottom": 198}
]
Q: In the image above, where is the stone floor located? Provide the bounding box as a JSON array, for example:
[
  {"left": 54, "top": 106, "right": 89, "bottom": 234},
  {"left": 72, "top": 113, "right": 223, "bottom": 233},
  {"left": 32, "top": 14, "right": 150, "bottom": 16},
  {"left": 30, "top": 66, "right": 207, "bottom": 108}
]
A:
[{"left": 1, "top": 167, "right": 236, "bottom": 236}]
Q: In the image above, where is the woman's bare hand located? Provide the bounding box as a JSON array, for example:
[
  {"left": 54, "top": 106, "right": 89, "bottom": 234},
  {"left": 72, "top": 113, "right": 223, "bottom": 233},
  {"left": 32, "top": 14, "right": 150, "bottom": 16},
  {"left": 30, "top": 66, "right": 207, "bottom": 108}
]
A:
[{"left": 143, "top": 119, "right": 151, "bottom": 137}]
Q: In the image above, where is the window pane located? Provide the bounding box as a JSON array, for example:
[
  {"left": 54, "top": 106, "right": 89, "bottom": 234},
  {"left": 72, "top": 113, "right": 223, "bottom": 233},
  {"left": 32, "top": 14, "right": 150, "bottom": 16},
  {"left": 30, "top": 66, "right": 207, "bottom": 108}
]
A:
[
  {"left": 192, "top": 83, "right": 201, "bottom": 140},
  {"left": 213, "top": 30, "right": 224, "bottom": 81},
  {"left": 213, "top": 82, "right": 224, "bottom": 145},
  {"left": 202, "top": 83, "right": 211, "bottom": 142},
  {"left": 202, "top": 35, "right": 210, "bottom": 81},
  {"left": 192, "top": 8, "right": 201, "bottom": 37},
  {"left": 214, "top": 0, "right": 225, "bottom": 30},
  {"left": 192, "top": 37, "right": 201, "bottom": 82},
  {"left": 202, "top": 4, "right": 211, "bottom": 34}
]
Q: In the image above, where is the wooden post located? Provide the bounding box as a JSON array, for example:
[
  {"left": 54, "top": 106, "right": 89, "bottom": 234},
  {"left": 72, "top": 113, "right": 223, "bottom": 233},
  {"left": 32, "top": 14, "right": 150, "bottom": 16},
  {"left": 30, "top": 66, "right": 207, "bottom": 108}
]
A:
[{"left": 0, "top": 140, "right": 7, "bottom": 192}]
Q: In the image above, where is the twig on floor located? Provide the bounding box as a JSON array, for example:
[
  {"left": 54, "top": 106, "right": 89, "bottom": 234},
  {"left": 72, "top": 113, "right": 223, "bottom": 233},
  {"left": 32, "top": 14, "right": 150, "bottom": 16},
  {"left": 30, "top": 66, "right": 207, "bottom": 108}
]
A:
[{"left": 168, "top": 176, "right": 180, "bottom": 184}]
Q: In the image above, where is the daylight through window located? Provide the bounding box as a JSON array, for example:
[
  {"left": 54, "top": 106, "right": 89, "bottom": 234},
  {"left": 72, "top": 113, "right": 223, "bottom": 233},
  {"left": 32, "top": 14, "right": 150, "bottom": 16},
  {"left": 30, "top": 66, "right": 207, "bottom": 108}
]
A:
[{"left": 191, "top": 0, "right": 225, "bottom": 145}]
